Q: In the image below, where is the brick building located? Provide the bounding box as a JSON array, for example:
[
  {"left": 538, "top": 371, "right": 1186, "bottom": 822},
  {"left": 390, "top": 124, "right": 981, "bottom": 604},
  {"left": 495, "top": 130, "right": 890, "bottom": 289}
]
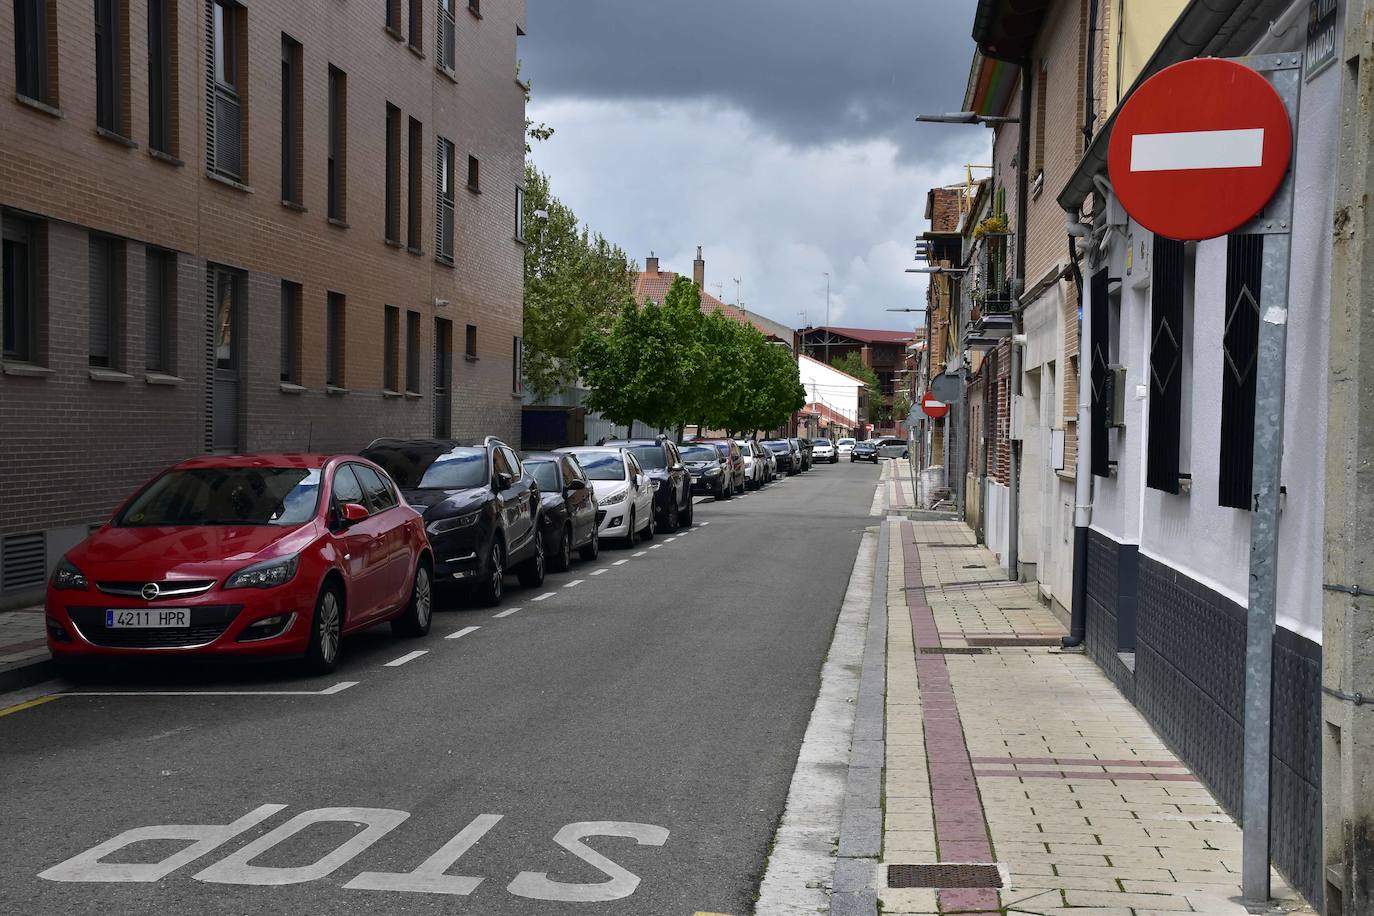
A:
[{"left": 0, "top": 0, "right": 527, "bottom": 608}]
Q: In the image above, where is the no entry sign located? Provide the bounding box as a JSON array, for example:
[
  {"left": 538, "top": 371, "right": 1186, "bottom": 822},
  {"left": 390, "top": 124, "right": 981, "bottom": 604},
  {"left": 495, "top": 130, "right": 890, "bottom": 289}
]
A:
[
  {"left": 1107, "top": 58, "right": 1292, "bottom": 241},
  {"left": 921, "top": 390, "right": 949, "bottom": 419}
]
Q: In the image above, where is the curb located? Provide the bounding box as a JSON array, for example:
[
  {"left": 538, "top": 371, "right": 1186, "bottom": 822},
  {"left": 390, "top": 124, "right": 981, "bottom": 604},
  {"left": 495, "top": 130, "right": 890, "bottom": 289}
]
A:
[{"left": 0, "top": 656, "right": 55, "bottom": 694}]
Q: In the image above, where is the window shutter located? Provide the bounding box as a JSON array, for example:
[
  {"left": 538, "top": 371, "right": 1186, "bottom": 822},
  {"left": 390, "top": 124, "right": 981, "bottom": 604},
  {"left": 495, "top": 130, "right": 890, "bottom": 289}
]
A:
[
  {"left": 88, "top": 240, "right": 111, "bottom": 365},
  {"left": 435, "top": 138, "right": 453, "bottom": 261},
  {"left": 1089, "top": 268, "right": 1110, "bottom": 478},
  {"left": 204, "top": 0, "right": 216, "bottom": 173},
  {"left": 1146, "top": 237, "right": 1185, "bottom": 492},
  {"left": 1219, "top": 234, "right": 1263, "bottom": 510}
]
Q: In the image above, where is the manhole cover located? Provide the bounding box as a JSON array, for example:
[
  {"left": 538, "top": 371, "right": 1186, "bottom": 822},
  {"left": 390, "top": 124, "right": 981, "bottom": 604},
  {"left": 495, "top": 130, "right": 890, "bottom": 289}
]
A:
[
  {"left": 887, "top": 863, "right": 1003, "bottom": 888},
  {"left": 918, "top": 646, "right": 991, "bottom": 655},
  {"left": 966, "top": 637, "right": 1063, "bottom": 647}
]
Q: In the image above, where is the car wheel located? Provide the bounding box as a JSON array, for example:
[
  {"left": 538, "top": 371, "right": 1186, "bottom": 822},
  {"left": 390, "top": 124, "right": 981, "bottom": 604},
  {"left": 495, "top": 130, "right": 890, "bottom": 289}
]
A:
[
  {"left": 305, "top": 584, "right": 344, "bottom": 675},
  {"left": 578, "top": 526, "right": 600, "bottom": 561},
  {"left": 392, "top": 561, "right": 433, "bottom": 637},
  {"left": 476, "top": 540, "right": 504, "bottom": 607},
  {"left": 681, "top": 494, "right": 694, "bottom": 527},
  {"left": 551, "top": 524, "right": 573, "bottom": 572},
  {"left": 665, "top": 499, "right": 679, "bottom": 533},
  {"left": 626, "top": 508, "right": 639, "bottom": 546},
  {"left": 644, "top": 507, "right": 656, "bottom": 540},
  {"left": 517, "top": 534, "right": 546, "bottom": 588}
]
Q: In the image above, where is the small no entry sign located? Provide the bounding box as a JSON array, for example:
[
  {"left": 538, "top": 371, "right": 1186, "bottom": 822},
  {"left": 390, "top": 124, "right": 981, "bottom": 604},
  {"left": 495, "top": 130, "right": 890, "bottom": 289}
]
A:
[
  {"left": 1107, "top": 58, "right": 1292, "bottom": 241},
  {"left": 921, "top": 390, "right": 949, "bottom": 419}
]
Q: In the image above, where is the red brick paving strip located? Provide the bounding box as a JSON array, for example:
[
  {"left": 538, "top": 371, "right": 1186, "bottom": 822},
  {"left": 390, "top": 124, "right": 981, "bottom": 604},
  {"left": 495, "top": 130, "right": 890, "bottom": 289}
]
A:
[{"left": 900, "top": 522, "right": 1001, "bottom": 913}]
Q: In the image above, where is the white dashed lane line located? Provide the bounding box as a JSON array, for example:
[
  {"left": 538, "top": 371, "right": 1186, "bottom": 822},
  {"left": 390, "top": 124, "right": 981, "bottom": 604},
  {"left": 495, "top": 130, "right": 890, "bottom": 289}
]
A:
[
  {"left": 384, "top": 650, "right": 429, "bottom": 667},
  {"left": 590, "top": 569, "right": 607, "bottom": 576},
  {"left": 633, "top": 551, "right": 647, "bottom": 558},
  {"left": 649, "top": 545, "right": 662, "bottom": 550},
  {"left": 491, "top": 607, "right": 520, "bottom": 619},
  {"left": 446, "top": 626, "right": 482, "bottom": 639},
  {"left": 532, "top": 592, "right": 557, "bottom": 602},
  {"left": 613, "top": 559, "right": 629, "bottom": 566},
  {"left": 564, "top": 579, "right": 584, "bottom": 588}
]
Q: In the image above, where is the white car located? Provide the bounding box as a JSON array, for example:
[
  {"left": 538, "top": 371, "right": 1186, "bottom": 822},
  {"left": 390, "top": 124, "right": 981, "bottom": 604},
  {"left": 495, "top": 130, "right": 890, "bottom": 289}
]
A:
[
  {"left": 736, "top": 440, "right": 767, "bottom": 490},
  {"left": 836, "top": 437, "right": 856, "bottom": 458},
  {"left": 810, "top": 438, "right": 838, "bottom": 463},
  {"left": 555, "top": 447, "right": 655, "bottom": 544}
]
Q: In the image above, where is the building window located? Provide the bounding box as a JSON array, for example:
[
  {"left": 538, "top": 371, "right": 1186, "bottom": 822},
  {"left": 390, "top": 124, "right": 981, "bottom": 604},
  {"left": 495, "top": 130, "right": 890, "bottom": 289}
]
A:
[
  {"left": 512, "top": 336, "right": 522, "bottom": 394},
  {"left": 14, "top": 0, "right": 57, "bottom": 106},
  {"left": 385, "top": 103, "right": 401, "bottom": 243},
  {"left": 328, "top": 65, "right": 347, "bottom": 221},
  {"left": 435, "top": 136, "right": 455, "bottom": 262},
  {"left": 88, "top": 236, "right": 123, "bottom": 369},
  {"left": 433, "top": 317, "right": 452, "bottom": 437},
  {"left": 437, "top": 0, "right": 456, "bottom": 72},
  {"left": 145, "top": 248, "right": 175, "bottom": 373},
  {"left": 2, "top": 215, "right": 37, "bottom": 363},
  {"left": 95, "top": 0, "right": 129, "bottom": 136},
  {"left": 1146, "top": 237, "right": 1186, "bottom": 493},
  {"left": 383, "top": 305, "right": 400, "bottom": 391},
  {"left": 408, "top": 0, "right": 423, "bottom": 52},
  {"left": 1088, "top": 268, "right": 1109, "bottom": 478},
  {"left": 466, "top": 154, "right": 480, "bottom": 192},
  {"left": 208, "top": 0, "right": 245, "bottom": 180},
  {"left": 147, "top": 0, "right": 176, "bottom": 153},
  {"left": 281, "top": 35, "right": 302, "bottom": 205},
  {"left": 280, "top": 280, "right": 301, "bottom": 383},
  {"left": 1033, "top": 61, "right": 1047, "bottom": 177},
  {"left": 464, "top": 323, "right": 477, "bottom": 360},
  {"left": 405, "top": 310, "right": 421, "bottom": 393},
  {"left": 468, "top": 0, "right": 480, "bottom": 15},
  {"left": 326, "top": 291, "right": 346, "bottom": 387},
  {"left": 1219, "top": 234, "right": 1263, "bottom": 510},
  {"left": 514, "top": 185, "right": 525, "bottom": 242},
  {"left": 385, "top": 0, "right": 400, "bottom": 33},
  {"left": 407, "top": 118, "right": 423, "bottom": 251}
]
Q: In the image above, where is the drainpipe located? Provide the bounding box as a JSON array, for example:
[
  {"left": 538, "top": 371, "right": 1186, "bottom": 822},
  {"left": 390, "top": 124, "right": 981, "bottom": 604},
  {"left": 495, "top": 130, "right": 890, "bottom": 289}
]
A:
[
  {"left": 1062, "top": 211, "right": 1092, "bottom": 647},
  {"left": 1006, "top": 58, "right": 1032, "bottom": 581}
]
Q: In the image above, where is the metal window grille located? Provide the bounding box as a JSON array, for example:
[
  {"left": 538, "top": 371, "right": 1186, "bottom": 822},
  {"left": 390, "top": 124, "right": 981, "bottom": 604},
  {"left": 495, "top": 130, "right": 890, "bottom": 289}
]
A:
[
  {"left": 435, "top": 136, "right": 454, "bottom": 261},
  {"left": 1089, "top": 267, "right": 1110, "bottom": 478},
  {"left": 1219, "top": 233, "right": 1263, "bottom": 510},
  {"left": 438, "top": 0, "right": 456, "bottom": 70},
  {"left": 202, "top": 270, "right": 216, "bottom": 451},
  {"left": 383, "top": 305, "right": 399, "bottom": 390},
  {"left": 206, "top": 0, "right": 241, "bottom": 179},
  {"left": 1146, "top": 237, "right": 1186, "bottom": 493}
]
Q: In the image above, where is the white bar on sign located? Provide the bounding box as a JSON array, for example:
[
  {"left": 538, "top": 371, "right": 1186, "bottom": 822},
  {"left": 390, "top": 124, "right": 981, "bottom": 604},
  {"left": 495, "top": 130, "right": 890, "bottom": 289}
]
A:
[{"left": 1130, "top": 128, "right": 1264, "bottom": 172}]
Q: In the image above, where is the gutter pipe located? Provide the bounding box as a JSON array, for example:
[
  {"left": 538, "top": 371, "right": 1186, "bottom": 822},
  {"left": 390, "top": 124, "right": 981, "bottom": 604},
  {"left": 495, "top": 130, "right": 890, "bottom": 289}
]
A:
[{"left": 1062, "top": 212, "right": 1092, "bottom": 647}]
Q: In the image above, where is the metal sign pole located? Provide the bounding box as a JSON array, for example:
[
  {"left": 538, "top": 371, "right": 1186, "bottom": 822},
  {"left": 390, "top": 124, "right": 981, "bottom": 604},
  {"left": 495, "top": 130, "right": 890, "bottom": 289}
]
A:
[{"left": 1237, "top": 52, "right": 1301, "bottom": 907}]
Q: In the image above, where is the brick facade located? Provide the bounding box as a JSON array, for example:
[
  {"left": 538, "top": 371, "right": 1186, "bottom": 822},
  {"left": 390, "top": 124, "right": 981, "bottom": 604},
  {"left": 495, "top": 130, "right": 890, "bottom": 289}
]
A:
[{"left": 0, "top": 0, "right": 526, "bottom": 606}]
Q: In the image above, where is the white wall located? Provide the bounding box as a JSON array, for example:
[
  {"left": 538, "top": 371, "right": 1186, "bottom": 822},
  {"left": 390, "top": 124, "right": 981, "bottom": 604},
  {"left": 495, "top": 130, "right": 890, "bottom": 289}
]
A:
[
  {"left": 986, "top": 481, "right": 1011, "bottom": 570},
  {"left": 797, "top": 355, "right": 863, "bottom": 426}
]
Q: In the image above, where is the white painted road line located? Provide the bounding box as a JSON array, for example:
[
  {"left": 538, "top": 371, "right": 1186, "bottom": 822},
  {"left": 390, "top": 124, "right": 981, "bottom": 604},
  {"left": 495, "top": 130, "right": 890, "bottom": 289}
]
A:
[
  {"left": 564, "top": 579, "right": 584, "bottom": 588},
  {"left": 700, "top": 521, "right": 711, "bottom": 526},
  {"left": 492, "top": 607, "right": 520, "bottom": 619},
  {"left": 385, "top": 650, "right": 429, "bottom": 667},
  {"left": 446, "top": 625, "right": 483, "bottom": 639},
  {"left": 649, "top": 545, "right": 662, "bottom": 550},
  {"left": 532, "top": 591, "right": 556, "bottom": 602},
  {"left": 590, "top": 569, "right": 607, "bottom": 576},
  {"left": 1130, "top": 127, "right": 1265, "bottom": 172},
  {"left": 666, "top": 537, "right": 678, "bottom": 542},
  {"left": 633, "top": 551, "right": 647, "bottom": 558},
  {"left": 613, "top": 559, "right": 629, "bottom": 566},
  {"left": 60, "top": 682, "right": 361, "bottom": 698}
]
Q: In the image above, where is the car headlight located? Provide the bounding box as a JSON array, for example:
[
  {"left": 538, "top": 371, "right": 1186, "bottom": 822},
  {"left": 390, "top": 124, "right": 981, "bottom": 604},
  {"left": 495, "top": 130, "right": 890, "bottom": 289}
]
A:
[
  {"left": 52, "top": 557, "right": 89, "bottom": 591},
  {"left": 427, "top": 512, "right": 481, "bottom": 536},
  {"left": 600, "top": 490, "right": 627, "bottom": 506},
  {"left": 225, "top": 555, "right": 300, "bottom": 590},
  {"left": 704, "top": 466, "right": 722, "bottom": 476}
]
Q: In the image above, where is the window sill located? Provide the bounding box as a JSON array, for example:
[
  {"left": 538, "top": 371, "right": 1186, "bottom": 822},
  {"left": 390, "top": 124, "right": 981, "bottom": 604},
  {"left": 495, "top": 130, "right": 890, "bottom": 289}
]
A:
[
  {"left": 1055, "top": 469, "right": 1076, "bottom": 483},
  {"left": 405, "top": 390, "right": 423, "bottom": 400},
  {"left": 384, "top": 24, "right": 404, "bottom": 40},
  {"left": 468, "top": 5, "right": 483, "bottom": 19},
  {"left": 385, "top": 238, "right": 405, "bottom": 249},
  {"left": 88, "top": 367, "right": 132, "bottom": 383},
  {"left": 281, "top": 199, "right": 307, "bottom": 213},
  {"left": 327, "top": 216, "right": 349, "bottom": 229},
  {"left": 15, "top": 93, "right": 63, "bottom": 118},
  {"left": 407, "top": 245, "right": 424, "bottom": 256},
  {"left": 326, "top": 385, "right": 349, "bottom": 396},
  {"left": 437, "top": 65, "right": 458, "bottom": 84},
  {"left": 514, "top": 235, "right": 526, "bottom": 246},
  {"left": 464, "top": 354, "right": 479, "bottom": 363},
  {"left": 511, "top": 391, "right": 524, "bottom": 399},
  {"left": 515, "top": 77, "right": 530, "bottom": 92},
  {"left": 279, "top": 382, "right": 307, "bottom": 395},
  {"left": 1031, "top": 171, "right": 1045, "bottom": 199},
  {"left": 95, "top": 126, "right": 138, "bottom": 149},
  {"left": 2, "top": 362, "right": 53, "bottom": 378},
  {"left": 466, "top": 184, "right": 481, "bottom": 195},
  {"left": 144, "top": 372, "right": 182, "bottom": 386},
  {"left": 207, "top": 170, "right": 253, "bottom": 193},
  {"left": 383, "top": 389, "right": 404, "bottom": 399},
  {"left": 408, "top": 44, "right": 425, "bottom": 60},
  {"left": 148, "top": 148, "right": 183, "bottom": 167},
  {"left": 435, "top": 255, "right": 454, "bottom": 268}
]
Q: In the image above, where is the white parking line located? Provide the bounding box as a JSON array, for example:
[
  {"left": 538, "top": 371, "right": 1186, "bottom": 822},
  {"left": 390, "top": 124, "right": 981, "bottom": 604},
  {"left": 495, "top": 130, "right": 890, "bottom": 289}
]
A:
[
  {"left": 564, "top": 579, "right": 584, "bottom": 588},
  {"left": 384, "top": 650, "right": 428, "bottom": 667},
  {"left": 446, "top": 625, "right": 483, "bottom": 639},
  {"left": 590, "top": 569, "right": 607, "bottom": 576},
  {"left": 633, "top": 551, "right": 647, "bottom": 557},
  {"left": 532, "top": 592, "right": 556, "bottom": 602},
  {"left": 59, "top": 681, "right": 361, "bottom": 698},
  {"left": 613, "top": 559, "right": 629, "bottom": 566},
  {"left": 491, "top": 607, "right": 520, "bottom": 619}
]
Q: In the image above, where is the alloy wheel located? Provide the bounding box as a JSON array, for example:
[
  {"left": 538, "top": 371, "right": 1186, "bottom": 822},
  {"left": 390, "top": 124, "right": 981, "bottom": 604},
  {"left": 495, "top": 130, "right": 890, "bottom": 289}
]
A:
[{"left": 318, "top": 591, "right": 341, "bottom": 665}]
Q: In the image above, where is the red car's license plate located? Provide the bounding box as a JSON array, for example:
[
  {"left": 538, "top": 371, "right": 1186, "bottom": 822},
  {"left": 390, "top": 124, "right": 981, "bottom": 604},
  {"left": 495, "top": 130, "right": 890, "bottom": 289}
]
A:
[{"left": 105, "top": 609, "right": 190, "bottom": 628}]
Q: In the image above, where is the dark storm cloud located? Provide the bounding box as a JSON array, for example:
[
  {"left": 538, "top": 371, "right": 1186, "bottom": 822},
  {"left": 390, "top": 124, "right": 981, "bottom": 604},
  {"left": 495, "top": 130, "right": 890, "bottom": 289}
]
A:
[{"left": 521, "top": 0, "right": 980, "bottom": 162}]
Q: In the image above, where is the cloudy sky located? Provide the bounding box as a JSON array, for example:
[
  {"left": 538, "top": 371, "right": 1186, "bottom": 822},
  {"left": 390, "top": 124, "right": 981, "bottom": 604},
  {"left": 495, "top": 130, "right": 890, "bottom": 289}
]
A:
[{"left": 520, "top": 0, "right": 989, "bottom": 333}]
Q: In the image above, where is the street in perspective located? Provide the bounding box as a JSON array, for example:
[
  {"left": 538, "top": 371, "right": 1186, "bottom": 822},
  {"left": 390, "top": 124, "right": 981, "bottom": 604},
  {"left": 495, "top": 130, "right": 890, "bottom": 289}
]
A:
[{"left": 0, "top": 2, "right": 1370, "bottom": 916}]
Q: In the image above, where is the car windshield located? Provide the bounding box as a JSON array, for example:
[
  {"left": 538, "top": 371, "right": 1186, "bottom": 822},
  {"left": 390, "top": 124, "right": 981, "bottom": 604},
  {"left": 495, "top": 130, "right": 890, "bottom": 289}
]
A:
[
  {"left": 763, "top": 442, "right": 788, "bottom": 452},
  {"left": 526, "top": 460, "right": 559, "bottom": 491},
  {"left": 679, "top": 446, "right": 717, "bottom": 462},
  {"left": 575, "top": 453, "right": 627, "bottom": 480},
  {"left": 738, "top": 443, "right": 753, "bottom": 456},
  {"left": 117, "top": 467, "right": 321, "bottom": 527},
  {"left": 813, "top": 439, "right": 830, "bottom": 446},
  {"left": 365, "top": 445, "right": 488, "bottom": 490},
  {"left": 839, "top": 438, "right": 856, "bottom": 446},
  {"left": 628, "top": 446, "right": 667, "bottom": 470}
]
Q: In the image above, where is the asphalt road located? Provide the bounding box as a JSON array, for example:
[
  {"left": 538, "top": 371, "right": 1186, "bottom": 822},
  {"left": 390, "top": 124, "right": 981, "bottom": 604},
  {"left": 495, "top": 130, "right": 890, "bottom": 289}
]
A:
[{"left": 0, "top": 459, "right": 879, "bottom": 916}]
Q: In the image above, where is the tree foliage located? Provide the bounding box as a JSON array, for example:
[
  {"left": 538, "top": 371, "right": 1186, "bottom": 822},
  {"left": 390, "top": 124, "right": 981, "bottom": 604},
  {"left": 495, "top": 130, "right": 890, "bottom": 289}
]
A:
[{"left": 828, "top": 352, "right": 880, "bottom": 391}]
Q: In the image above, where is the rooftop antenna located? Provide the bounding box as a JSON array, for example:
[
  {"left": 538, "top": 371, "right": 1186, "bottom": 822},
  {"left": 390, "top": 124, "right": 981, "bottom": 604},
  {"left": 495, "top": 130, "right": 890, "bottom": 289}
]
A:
[
  {"left": 713, "top": 283, "right": 725, "bottom": 301},
  {"left": 733, "top": 277, "right": 742, "bottom": 306}
]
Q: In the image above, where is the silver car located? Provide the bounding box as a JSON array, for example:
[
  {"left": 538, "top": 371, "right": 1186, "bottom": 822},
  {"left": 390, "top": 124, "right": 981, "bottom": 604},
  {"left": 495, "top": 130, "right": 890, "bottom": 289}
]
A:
[{"left": 875, "top": 436, "right": 909, "bottom": 459}]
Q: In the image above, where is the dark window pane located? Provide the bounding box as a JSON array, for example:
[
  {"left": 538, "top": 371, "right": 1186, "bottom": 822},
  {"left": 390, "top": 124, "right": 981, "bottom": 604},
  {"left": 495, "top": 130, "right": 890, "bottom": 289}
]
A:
[
  {"left": 328, "top": 66, "right": 346, "bottom": 220},
  {"left": 326, "top": 292, "right": 345, "bottom": 386},
  {"left": 383, "top": 305, "right": 399, "bottom": 390},
  {"left": 280, "top": 281, "right": 300, "bottom": 383},
  {"left": 148, "top": 0, "right": 172, "bottom": 151},
  {"left": 88, "top": 237, "right": 119, "bottom": 368},
  {"left": 352, "top": 464, "right": 396, "bottom": 512},
  {"left": 2, "top": 232, "right": 33, "bottom": 362},
  {"left": 144, "top": 249, "right": 173, "bottom": 372},
  {"left": 408, "top": 118, "right": 422, "bottom": 249},
  {"left": 406, "top": 310, "right": 420, "bottom": 392},
  {"left": 331, "top": 465, "right": 364, "bottom": 505},
  {"left": 1219, "top": 234, "right": 1263, "bottom": 510},
  {"left": 15, "top": 0, "right": 50, "bottom": 101},
  {"left": 95, "top": 0, "right": 122, "bottom": 133},
  {"left": 385, "top": 104, "right": 400, "bottom": 241},
  {"left": 1146, "top": 237, "right": 1186, "bottom": 493}
]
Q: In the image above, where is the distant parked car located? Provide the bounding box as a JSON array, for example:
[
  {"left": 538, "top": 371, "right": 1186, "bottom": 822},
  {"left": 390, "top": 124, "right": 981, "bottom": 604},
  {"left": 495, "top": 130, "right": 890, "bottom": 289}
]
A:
[
  {"left": 521, "top": 452, "right": 600, "bottom": 570},
  {"left": 757, "top": 440, "right": 778, "bottom": 482},
  {"left": 364, "top": 438, "right": 545, "bottom": 606},
  {"left": 736, "top": 440, "right": 767, "bottom": 490},
  {"left": 836, "top": 437, "right": 856, "bottom": 458},
  {"left": 851, "top": 440, "right": 879, "bottom": 463},
  {"left": 556, "top": 447, "right": 656, "bottom": 545},
  {"left": 875, "top": 436, "right": 909, "bottom": 459},
  {"left": 603, "top": 438, "right": 693, "bottom": 531},
  {"left": 762, "top": 438, "right": 800, "bottom": 475},
  {"left": 680, "top": 443, "right": 731, "bottom": 499},
  {"left": 46, "top": 454, "right": 434, "bottom": 675},
  {"left": 811, "top": 438, "right": 838, "bottom": 463},
  {"left": 691, "top": 438, "right": 746, "bottom": 496},
  {"left": 792, "top": 438, "right": 813, "bottom": 471}
]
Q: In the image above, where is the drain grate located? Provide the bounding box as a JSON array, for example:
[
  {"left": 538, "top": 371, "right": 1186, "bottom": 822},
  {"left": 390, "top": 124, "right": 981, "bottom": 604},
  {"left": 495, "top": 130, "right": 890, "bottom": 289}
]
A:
[
  {"left": 887, "top": 863, "right": 1003, "bottom": 889},
  {"left": 919, "top": 646, "right": 990, "bottom": 655},
  {"left": 966, "top": 637, "right": 1064, "bottom": 647}
]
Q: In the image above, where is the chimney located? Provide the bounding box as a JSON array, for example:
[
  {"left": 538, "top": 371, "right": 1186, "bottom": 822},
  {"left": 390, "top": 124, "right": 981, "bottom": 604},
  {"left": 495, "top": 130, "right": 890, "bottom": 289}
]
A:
[
  {"left": 693, "top": 246, "right": 705, "bottom": 287},
  {"left": 646, "top": 252, "right": 658, "bottom": 274}
]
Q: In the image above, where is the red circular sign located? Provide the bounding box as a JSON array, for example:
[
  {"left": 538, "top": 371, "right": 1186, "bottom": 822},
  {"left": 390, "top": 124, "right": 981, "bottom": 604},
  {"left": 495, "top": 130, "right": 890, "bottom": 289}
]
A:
[
  {"left": 921, "top": 390, "right": 949, "bottom": 419},
  {"left": 1107, "top": 58, "right": 1292, "bottom": 241}
]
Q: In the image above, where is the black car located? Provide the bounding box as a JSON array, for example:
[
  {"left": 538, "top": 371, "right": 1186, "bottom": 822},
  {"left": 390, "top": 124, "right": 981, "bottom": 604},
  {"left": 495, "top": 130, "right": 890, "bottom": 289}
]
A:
[
  {"left": 521, "top": 452, "right": 600, "bottom": 571},
  {"left": 602, "top": 438, "right": 694, "bottom": 531},
  {"left": 851, "top": 440, "right": 879, "bottom": 462},
  {"left": 792, "top": 437, "right": 814, "bottom": 471},
  {"left": 679, "top": 443, "right": 730, "bottom": 498},
  {"left": 362, "top": 437, "right": 545, "bottom": 606},
  {"left": 761, "top": 439, "right": 798, "bottom": 474}
]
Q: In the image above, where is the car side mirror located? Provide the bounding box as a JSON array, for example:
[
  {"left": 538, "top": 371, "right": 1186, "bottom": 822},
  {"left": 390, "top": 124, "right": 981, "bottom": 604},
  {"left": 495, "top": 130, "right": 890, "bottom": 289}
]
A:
[
  {"left": 495, "top": 472, "right": 514, "bottom": 491},
  {"left": 565, "top": 478, "right": 586, "bottom": 492},
  {"left": 340, "top": 502, "right": 369, "bottom": 526}
]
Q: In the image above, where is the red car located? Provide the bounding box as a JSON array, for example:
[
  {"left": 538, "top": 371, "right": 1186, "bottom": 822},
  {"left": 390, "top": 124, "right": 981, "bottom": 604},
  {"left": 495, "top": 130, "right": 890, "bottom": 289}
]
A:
[{"left": 45, "top": 454, "right": 434, "bottom": 674}]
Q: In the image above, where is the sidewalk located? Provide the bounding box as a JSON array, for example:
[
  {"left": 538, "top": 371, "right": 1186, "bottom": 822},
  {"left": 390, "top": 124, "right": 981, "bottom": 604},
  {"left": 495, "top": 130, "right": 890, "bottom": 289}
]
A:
[
  {"left": 871, "top": 517, "right": 1314, "bottom": 916},
  {"left": 0, "top": 605, "right": 53, "bottom": 693}
]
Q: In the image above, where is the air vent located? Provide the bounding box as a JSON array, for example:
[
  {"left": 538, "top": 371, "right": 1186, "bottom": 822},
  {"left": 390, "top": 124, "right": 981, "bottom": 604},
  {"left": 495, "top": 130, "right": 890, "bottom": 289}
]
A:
[
  {"left": 887, "top": 863, "right": 1003, "bottom": 889},
  {"left": 1, "top": 532, "right": 47, "bottom": 592}
]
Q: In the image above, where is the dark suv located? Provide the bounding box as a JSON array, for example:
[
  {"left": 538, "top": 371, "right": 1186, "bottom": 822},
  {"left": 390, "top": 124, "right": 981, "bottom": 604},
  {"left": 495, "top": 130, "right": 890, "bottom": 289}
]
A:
[
  {"left": 362, "top": 437, "right": 545, "bottom": 606},
  {"left": 602, "top": 438, "right": 694, "bottom": 531}
]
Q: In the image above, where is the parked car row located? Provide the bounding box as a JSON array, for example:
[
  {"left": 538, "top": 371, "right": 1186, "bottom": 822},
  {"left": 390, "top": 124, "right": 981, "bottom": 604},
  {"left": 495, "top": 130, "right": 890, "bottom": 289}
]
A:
[
  {"left": 43, "top": 434, "right": 854, "bottom": 677},
  {"left": 850, "top": 436, "right": 909, "bottom": 463}
]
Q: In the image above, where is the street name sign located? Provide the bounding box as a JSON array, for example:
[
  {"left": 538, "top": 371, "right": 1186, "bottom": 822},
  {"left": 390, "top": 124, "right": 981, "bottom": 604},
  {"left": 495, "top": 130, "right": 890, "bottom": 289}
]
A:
[{"left": 1107, "top": 58, "right": 1293, "bottom": 241}]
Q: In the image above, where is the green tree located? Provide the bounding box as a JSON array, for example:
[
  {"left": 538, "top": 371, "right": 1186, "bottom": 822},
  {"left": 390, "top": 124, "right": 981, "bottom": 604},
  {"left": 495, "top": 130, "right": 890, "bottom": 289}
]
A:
[{"left": 829, "top": 351, "right": 880, "bottom": 391}]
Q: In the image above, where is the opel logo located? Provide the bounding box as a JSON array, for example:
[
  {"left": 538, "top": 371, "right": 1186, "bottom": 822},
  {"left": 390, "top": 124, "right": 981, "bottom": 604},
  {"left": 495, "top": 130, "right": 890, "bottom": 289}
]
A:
[{"left": 141, "top": 582, "right": 161, "bottom": 601}]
